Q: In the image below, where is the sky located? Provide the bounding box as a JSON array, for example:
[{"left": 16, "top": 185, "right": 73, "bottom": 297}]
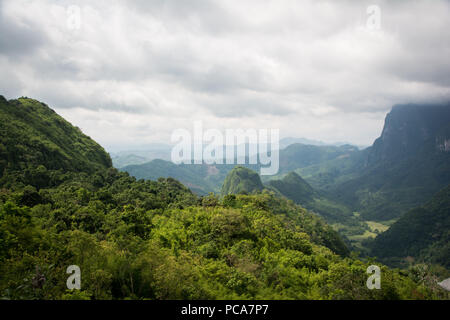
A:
[{"left": 1, "top": 0, "right": 449, "bottom": 151}]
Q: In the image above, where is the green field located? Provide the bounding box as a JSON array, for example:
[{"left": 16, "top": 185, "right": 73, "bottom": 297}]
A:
[{"left": 366, "top": 221, "right": 390, "bottom": 233}]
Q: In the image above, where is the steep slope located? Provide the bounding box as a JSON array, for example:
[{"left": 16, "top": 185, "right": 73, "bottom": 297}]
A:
[
  {"left": 265, "top": 172, "right": 364, "bottom": 240},
  {"left": 267, "top": 172, "right": 316, "bottom": 204},
  {"left": 0, "top": 96, "right": 112, "bottom": 187},
  {"left": 221, "top": 166, "right": 264, "bottom": 196},
  {"left": 0, "top": 95, "right": 446, "bottom": 300},
  {"left": 320, "top": 103, "right": 450, "bottom": 221},
  {"left": 371, "top": 185, "right": 450, "bottom": 268},
  {"left": 367, "top": 103, "right": 450, "bottom": 165}
]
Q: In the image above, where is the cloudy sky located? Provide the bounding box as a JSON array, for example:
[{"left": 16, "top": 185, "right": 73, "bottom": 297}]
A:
[{"left": 1, "top": 0, "right": 449, "bottom": 150}]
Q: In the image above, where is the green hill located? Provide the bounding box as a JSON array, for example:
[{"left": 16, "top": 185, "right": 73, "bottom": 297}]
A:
[
  {"left": 296, "top": 103, "right": 450, "bottom": 222},
  {"left": 0, "top": 96, "right": 447, "bottom": 300},
  {"left": 266, "top": 172, "right": 366, "bottom": 242},
  {"left": 0, "top": 96, "right": 112, "bottom": 188},
  {"left": 371, "top": 185, "right": 450, "bottom": 268},
  {"left": 267, "top": 172, "right": 316, "bottom": 204},
  {"left": 221, "top": 166, "right": 264, "bottom": 196}
]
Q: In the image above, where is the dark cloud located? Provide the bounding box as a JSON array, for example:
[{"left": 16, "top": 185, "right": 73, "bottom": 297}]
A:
[
  {"left": 0, "top": 0, "right": 449, "bottom": 147},
  {"left": 0, "top": 1, "right": 47, "bottom": 56}
]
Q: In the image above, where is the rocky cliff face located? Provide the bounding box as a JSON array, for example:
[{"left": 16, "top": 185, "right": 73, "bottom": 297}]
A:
[
  {"left": 331, "top": 102, "right": 450, "bottom": 221},
  {"left": 367, "top": 103, "right": 450, "bottom": 165}
]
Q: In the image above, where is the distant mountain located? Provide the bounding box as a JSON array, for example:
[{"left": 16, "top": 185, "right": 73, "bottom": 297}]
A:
[
  {"left": 371, "top": 185, "right": 450, "bottom": 268},
  {"left": 221, "top": 166, "right": 264, "bottom": 196},
  {"left": 110, "top": 144, "right": 173, "bottom": 167},
  {"left": 120, "top": 141, "right": 361, "bottom": 195},
  {"left": 1, "top": 95, "right": 442, "bottom": 300},
  {"left": 266, "top": 172, "right": 358, "bottom": 227},
  {"left": 279, "top": 143, "right": 360, "bottom": 174},
  {"left": 294, "top": 103, "right": 450, "bottom": 222},
  {"left": 280, "top": 137, "right": 328, "bottom": 148},
  {"left": 0, "top": 96, "right": 111, "bottom": 187},
  {"left": 279, "top": 137, "right": 364, "bottom": 149},
  {"left": 111, "top": 153, "right": 149, "bottom": 168},
  {"left": 123, "top": 159, "right": 218, "bottom": 195},
  {"left": 267, "top": 172, "right": 316, "bottom": 203},
  {"left": 121, "top": 102, "right": 450, "bottom": 225}
]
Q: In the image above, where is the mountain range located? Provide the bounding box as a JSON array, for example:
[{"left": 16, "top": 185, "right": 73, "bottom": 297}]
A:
[
  {"left": 0, "top": 95, "right": 448, "bottom": 300},
  {"left": 121, "top": 103, "right": 450, "bottom": 221}
]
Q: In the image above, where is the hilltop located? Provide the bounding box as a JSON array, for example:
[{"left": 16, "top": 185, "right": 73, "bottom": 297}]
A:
[{"left": 0, "top": 96, "right": 112, "bottom": 188}]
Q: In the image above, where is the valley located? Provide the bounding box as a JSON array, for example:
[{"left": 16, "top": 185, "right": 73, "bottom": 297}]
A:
[
  {"left": 0, "top": 96, "right": 449, "bottom": 300},
  {"left": 118, "top": 102, "right": 450, "bottom": 267}
]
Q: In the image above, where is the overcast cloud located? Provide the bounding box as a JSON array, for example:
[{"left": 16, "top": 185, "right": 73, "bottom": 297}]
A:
[{"left": 1, "top": 0, "right": 449, "bottom": 150}]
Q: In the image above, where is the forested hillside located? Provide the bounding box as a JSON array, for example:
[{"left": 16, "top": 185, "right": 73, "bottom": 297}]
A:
[
  {"left": 1, "top": 96, "right": 447, "bottom": 300},
  {"left": 371, "top": 185, "right": 450, "bottom": 268},
  {"left": 266, "top": 172, "right": 365, "bottom": 238},
  {"left": 221, "top": 166, "right": 264, "bottom": 196},
  {"left": 297, "top": 103, "right": 450, "bottom": 222},
  {"left": 122, "top": 103, "right": 450, "bottom": 224},
  {"left": 0, "top": 96, "right": 111, "bottom": 180}
]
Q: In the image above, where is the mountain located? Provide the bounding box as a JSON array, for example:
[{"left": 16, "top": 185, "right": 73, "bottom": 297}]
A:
[
  {"left": 223, "top": 169, "right": 361, "bottom": 237},
  {"left": 279, "top": 137, "right": 365, "bottom": 149},
  {"left": 221, "top": 166, "right": 264, "bottom": 196},
  {"left": 111, "top": 153, "right": 149, "bottom": 168},
  {"left": 278, "top": 143, "right": 360, "bottom": 174},
  {"left": 0, "top": 95, "right": 447, "bottom": 300},
  {"left": 280, "top": 137, "right": 328, "bottom": 148},
  {"left": 110, "top": 144, "right": 173, "bottom": 167},
  {"left": 0, "top": 96, "right": 367, "bottom": 299},
  {"left": 0, "top": 96, "right": 112, "bottom": 188},
  {"left": 371, "top": 185, "right": 450, "bottom": 268},
  {"left": 122, "top": 159, "right": 246, "bottom": 195},
  {"left": 123, "top": 159, "right": 224, "bottom": 195},
  {"left": 265, "top": 172, "right": 365, "bottom": 241},
  {"left": 332, "top": 103, "right": 450, "bottom": 221},
  {"left": 367, "top": 103, "right": 450, "bottom": 165},
  {"left": 267, "top": 172, "right": 315, "bottom": 203},
  {"left": 294, "top": 103, "right": 450, "bottom": 222},
  {"left": 294, "top": 149, "right": 367, "bottom": 191},
  {"left": 120, "top": 141, "right": 361, "bottom": 195}
]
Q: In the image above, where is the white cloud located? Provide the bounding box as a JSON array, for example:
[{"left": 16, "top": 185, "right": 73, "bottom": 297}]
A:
[{"left": 1, "top": 0, "right": 449, "bottom": 148}]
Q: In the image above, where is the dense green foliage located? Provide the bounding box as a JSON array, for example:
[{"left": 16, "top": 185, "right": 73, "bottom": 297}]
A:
[
  {"left": 266, "top": 172, "right": 367, "bottom": 240},
  {"left": 0, "top": 96, "right": 111, "bottom": 183},
  {"left": 0, "top": 96, "right": 448, "bottom": 300},
  {"left": 221, "top": 166, "right": 264, "bottom": 196},
  {"left": 122, "top": 103, "right": 450, "bottom": 224},
  {"left": 267, "top": 172, "right": 315, "bottom": 204},
  {"left": 266, "top": 172, "right": 356, "bottom": 223},
  {"left": 371, "top": 185, "right": 450, "bottom": 268},
  {"left": 1, "top": 172, "right": 446, "bottom": 300}
]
